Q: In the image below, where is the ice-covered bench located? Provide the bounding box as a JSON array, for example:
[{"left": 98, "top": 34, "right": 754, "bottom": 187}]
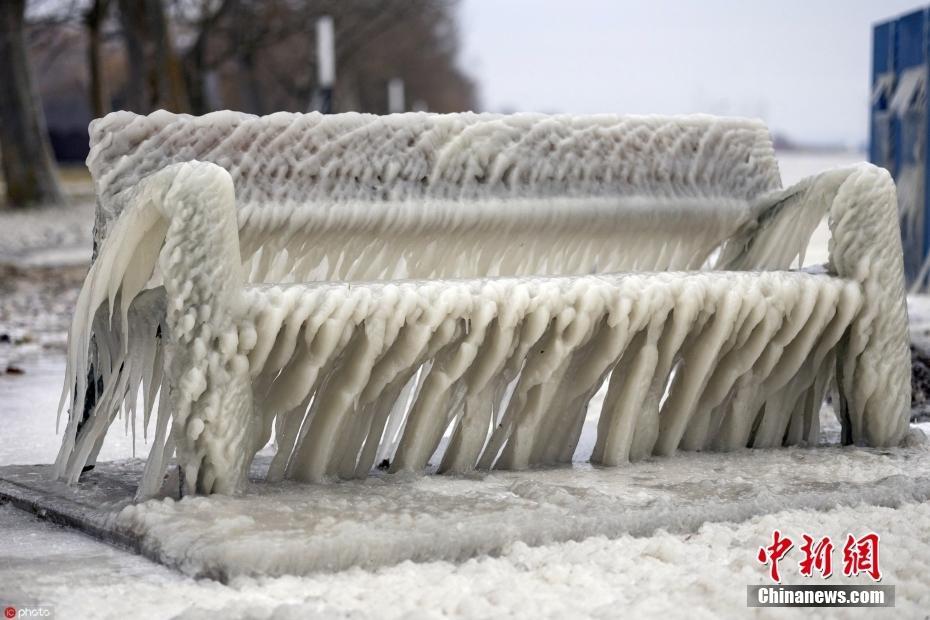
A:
[{"left": 55, "top": 111, "right": 911, "bottom": 497}]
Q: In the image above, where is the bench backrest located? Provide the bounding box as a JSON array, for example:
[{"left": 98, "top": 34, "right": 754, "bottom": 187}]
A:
[{"left": 87, "top": 111, "right": 783, "bottom": 281}]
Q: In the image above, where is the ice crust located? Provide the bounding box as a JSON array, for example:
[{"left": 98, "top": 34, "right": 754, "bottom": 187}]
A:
[
  {"left": 111, "top": 435, "right": 930, "bottom": 580},
  {"left": 55, "top": 112, "right": 911, "bottom": 497},
  {"left": 6, "top": 496, "right": 930, "bottom": 618}
]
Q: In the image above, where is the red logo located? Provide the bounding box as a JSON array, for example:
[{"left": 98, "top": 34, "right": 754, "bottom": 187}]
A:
[
  {"left": 842, "top": 533, "right": 882, "bottom": 581},
  {"left": 4, "top": 607, "right": 16, "bottom": 619},
  {"left": 757, "top": 531, "right": 882, "bottom": 582},
  {"left": 757, "top": 529, "right": 794, "bottom": 583},
  {"left": 799, "top": 534, "right": 834, "bottom": 578}
]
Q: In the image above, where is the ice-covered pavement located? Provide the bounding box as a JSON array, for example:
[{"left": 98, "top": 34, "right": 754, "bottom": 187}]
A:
[
  {"left": 0, "top": 356, "right": 151, "bottom": 464},
  {"left": 3, "top": 499, "right": 929, "bottom": 619},
  {"left": 5, "top": 405, "right": 930, "bottom": 583},
  {"left": 114, "top": 426, "right": 930, "bottom": 578},
  {"left": 0, "top": 201, "right": 93, "bottom": 267}
]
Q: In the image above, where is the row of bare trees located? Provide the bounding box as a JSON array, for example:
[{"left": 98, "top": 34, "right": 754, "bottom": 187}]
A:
[{"left": 1, "top": 0, "right": 477, "bottom": 208}]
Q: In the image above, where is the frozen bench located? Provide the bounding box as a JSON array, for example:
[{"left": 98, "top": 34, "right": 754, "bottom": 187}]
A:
[{"left": 55, "top": 111, "right": 911, "bottom": 497}]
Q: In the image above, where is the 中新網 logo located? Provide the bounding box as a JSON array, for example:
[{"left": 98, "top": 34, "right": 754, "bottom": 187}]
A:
[{"left": 757, "top": 531, "right": 882, "bottom": 583}]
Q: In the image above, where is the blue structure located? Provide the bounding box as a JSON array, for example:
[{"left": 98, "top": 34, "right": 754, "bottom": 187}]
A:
[{"left": 871, "top": 8, "right": 930, "bottom": 286}]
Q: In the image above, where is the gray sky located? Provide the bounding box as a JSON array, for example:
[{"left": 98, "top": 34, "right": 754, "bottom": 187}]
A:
[{"left": 459, "top": 0, "right": 924, "bottom": 147}]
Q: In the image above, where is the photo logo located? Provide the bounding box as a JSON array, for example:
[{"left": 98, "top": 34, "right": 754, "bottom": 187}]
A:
[{"left": 0, "top": 606, "right": 53, "bottom": 618}]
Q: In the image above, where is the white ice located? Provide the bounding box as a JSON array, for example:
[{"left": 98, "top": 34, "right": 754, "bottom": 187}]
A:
[
  {"left": 54, "top": 113, "right": 911, "bottom": 498},
  {"left": 2, "top": 149, "right": 928, "bottom": 617}
]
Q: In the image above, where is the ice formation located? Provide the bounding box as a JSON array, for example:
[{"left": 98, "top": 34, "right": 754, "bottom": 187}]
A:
[{"left": 55, "top": 111, "right": 911, "bottom": 497}]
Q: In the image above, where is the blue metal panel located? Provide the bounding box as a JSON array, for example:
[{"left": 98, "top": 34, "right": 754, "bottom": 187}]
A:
[
  {"left": 872, "top": 21, "right": 893, "bottom": 76},
  {"left": 870, "top": 8, "right": 930, "bottom": 286},
  {"left": 896, "top": 9, "right": 927, "bottom": 69},
  {"left": 870, "top": 21, "right": 893, "bottom": 172},
  {"left": 920, "top": 10, "right": 930, "bottom": 290}
]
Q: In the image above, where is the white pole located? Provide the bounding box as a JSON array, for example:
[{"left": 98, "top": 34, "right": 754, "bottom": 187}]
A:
[
  {"left": 316, "top": 16, "right": 335, "bottom": 112},
  {"left": 388, "top": 78, "right": 405, "bottom": 114}
]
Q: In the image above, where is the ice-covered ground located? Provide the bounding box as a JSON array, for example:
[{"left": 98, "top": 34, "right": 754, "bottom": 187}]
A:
[
  {"left": 110, "top": 427, "right": 930, "bottom": 576},
  {"left": 2, "top": 150, "right": 929, "bottom": 619},
  {"left": 0, "top": 203, "right": 93, "bottom": 267},
  {"left": 3, "top": 500, "right": 929, "bottom": 619}
]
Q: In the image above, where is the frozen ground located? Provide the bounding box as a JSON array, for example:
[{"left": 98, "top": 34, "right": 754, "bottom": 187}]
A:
[
  {"left": 2, "top": 150, "right": 929, "bottom": 618},
  {"left": 0, "top": 202, "right": 93, "bottom": 267},
  {"left": 109, "top": 428, "right": 930, "bottom": 577},
  {"left": 3, "top": 500, "right": 930, "bottom": 619}
]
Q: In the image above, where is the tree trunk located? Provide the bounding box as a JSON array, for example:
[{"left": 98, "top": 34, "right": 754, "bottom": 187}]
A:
[
  {"left": 145, "top": 0, "right": 188, "bottom": 112},
  {"left": 117, "top": 0, "right": 148, "bottom": 112},
  {"left": 237, "top": 52, "right": 264, "bottom": 115},
  {"left": 117, "top": 0, "right": 189, "bottom": 112},
  {"left": 85, "top": 0, "right": 111, "bottom": 119},
  {"left": 0, "top": 0, "right": 63, "bottom": 208},
  {"left": 182, "top": 0, "right": 232, "bottom": 115},
  {"left": 184, "top": 34, "right": 209, "bottom": 115}
]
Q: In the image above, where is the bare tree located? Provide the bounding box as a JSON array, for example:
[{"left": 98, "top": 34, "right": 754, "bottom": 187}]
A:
[
  {"left": 84, "top": 0, "right": 111, "bottom": 117},
  {"left": 115, "top": 0, "right": 146, "bottom": 110},
  {"left": 117, "top": 0, "right": 189, "bottom": 112},
  {"left": 191, "top": 0, "right": 476, "bottom": 114},
  {"left": 0, "top": 0, "right": 63, "bottom": 207},
  {"left": 19, "top": 0, "right": 477, "bottom": 172},
  {"left": 174, "top": 0, "right": 231, "bottom": 114},
  {"left": 22, "top": 0, "right": 116, "bottom": 118}
]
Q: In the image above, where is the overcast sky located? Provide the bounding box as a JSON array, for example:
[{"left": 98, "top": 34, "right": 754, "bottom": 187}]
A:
[{"left": 459, "top": 0, "right": 924, "bottom": 147}]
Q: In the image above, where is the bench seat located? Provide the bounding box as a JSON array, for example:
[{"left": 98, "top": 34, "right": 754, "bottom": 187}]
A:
[{"left": 231, "top": 271, "right": 861, "bottom": 484}]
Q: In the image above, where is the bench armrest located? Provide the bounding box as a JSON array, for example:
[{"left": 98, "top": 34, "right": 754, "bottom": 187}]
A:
[
  {"left": 720, "top": 163, "right": 910, "bottom": 446},
  {"left": 56, "top": 161, "right": 255, "bottom": 495}
]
